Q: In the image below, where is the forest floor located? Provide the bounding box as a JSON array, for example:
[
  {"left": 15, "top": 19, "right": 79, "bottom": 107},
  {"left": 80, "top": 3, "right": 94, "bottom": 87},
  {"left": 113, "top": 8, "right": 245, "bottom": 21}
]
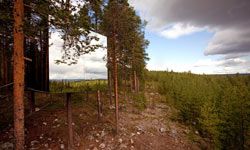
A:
[{"left": 0, "top": 82, "right": 210, "bottom": 150}]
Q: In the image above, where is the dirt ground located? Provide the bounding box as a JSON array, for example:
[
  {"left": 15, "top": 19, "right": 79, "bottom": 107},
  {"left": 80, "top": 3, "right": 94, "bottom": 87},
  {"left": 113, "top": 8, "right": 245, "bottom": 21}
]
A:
[{"left": 0, "top": 84, "right": 209, "bottom": 150}]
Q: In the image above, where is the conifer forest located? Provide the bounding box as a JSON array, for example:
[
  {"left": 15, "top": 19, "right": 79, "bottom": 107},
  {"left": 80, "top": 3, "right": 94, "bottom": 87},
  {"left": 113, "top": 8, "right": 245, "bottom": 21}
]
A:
[{"left": 0, "top": 0, "right": 249, "bottom": 149}]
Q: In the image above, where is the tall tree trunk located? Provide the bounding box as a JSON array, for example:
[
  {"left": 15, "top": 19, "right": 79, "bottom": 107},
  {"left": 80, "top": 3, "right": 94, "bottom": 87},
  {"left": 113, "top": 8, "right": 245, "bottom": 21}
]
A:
[
  {"left": 3, "top": 33, "right": 8, "bottom": 86},
  {"left": 130, "top": 73, "right": 133, "bottom": 92},
  {"left": 13, "top": 0, "right": 25, "bottom": 149},
  {"left": 113, "top": 55, "right": 118, "bottom": 133},
  {"left": 0, "top": 35, "right": 3, "bottom": 86},
  {"left": 0, "top": 33, "right": 7, "bottom": 87},
  {"left": 112, "top": 35, "right": 119, "bottom": 133},
  {"left": 124, "top": 69, "right": 128, "bottom": 100},
  {"left": 108, "top": 68, "right": 112, "bottom": 105},
  {"left": 122, "top": 65, "right": 127, "bottom": 101},
  {"left": 6, "top": 34, "right": 10, "bottom": 84},
  {"left": 133, "top": 70, "right": 137, "bottom": 92},
  {"left": 107, "top": 38, "right": 113, "bottom": 105},
  {"left": 136, "top": 76, "right": 140, "bottom": 92}
]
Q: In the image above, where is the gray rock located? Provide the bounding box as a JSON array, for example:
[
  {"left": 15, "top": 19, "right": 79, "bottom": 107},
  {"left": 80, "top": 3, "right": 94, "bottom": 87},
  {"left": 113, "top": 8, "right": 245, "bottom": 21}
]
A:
[
  {"left": 130, "top": 139, "right": 134, "bottom": 144},
  {"left": 159, "top": 127, "right": 166, "bottom": 133},
  {"left": 184, "top": 129, "right": 189, "bottom": 134},
  {"left": 35, "top": 107, "right": 40, "bottom": 112},
  {"left": 30, "top": 140, "right": 39, "bottom": 146},
  {"left": 44, "top": 143, "right": 49, "bottom": 148},
  {"left": 77, "top": 143, "right": 80, "bottom": 147},
  {"left": 120, "top": 127, "right": 126, "bottom": 131},
  {"left": 109, "top": 106, "right": 115, "bottom": 110},
  {"left": 100, "top": 131, "right": 105, "bottom": 138},
  {"left": 171, "top": 129, "right": 177, "bottom": 134},
  {"left": 119, "top": 144, "right": 127, "bottom": 149},
  {"left": 136, "top": 126, "right": 143, "bottom": 132},
  {"left": 118, "top": 138, "right": 123, "bottom": 143},
  {"left": 93, "top": 147, "right": 98, "bottom": 150},
  {"left": 99, "top": 143, "right": 105, "bottom": 149},
  {"left": 60, "top": 144, "right": 65, "bottom": 149},
  {"left": 1, "top": 142, "right": 14, "bottom": 149},
  {"left": 195, "top": 130, "right": 199, "bottom": 135}
]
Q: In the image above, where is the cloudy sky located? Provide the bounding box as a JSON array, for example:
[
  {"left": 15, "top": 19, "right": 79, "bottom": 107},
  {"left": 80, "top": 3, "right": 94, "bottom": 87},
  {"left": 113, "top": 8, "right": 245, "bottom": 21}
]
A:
[
  {"left": 49, "top": 31, "right": 107, "bottom": 80},
  {"left": 129, "top": 0, "right": 250, "bottom": 74}
]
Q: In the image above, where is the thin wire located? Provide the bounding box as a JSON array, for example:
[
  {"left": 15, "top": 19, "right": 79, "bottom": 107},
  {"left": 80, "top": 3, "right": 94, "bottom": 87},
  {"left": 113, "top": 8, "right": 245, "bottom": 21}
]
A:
[{"left": 0, "top": 82, "right": 13, "bottom": 90}]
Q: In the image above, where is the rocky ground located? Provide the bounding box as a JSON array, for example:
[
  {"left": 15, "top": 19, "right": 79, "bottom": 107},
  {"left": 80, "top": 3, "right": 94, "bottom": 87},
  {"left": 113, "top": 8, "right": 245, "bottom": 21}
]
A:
[{"left": 0, "top": 83, "right": 208, "bottom": 150}]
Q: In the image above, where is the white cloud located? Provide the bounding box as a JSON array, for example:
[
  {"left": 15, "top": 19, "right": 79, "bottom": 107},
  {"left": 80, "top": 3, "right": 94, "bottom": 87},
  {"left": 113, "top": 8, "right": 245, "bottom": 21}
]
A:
[
  {"left": 129, "top": 0, "right": 250, "bottom": 73},
  {"left": 49, "top": 31, "right": 107, "bottom": 80},
  {"left": 147, "top": 56, "right": 250, "bottom": 74},
  {"left": 204, "top": 28, "right": 250, "bottom": 55},
  {"left": 193, "top": 57, "right": 250, "bottom": 74},
  {"left": 160, "top": 24, "right": 203, "bottom": 39}
]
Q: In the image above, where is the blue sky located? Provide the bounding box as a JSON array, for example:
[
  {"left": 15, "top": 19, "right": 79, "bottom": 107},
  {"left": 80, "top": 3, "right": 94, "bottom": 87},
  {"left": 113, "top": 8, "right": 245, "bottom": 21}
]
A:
[
  {"left": 145, "top": 30, "right": 215, "bottom": 72},
  {"left": 129, "top": 0, "right": 250, "bottom": 74}
]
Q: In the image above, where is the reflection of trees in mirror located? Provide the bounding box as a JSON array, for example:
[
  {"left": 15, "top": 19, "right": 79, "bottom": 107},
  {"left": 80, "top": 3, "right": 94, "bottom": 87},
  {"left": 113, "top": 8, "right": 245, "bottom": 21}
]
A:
[{"left": 50, "top": 80, "right": 108, "bottom": 93}]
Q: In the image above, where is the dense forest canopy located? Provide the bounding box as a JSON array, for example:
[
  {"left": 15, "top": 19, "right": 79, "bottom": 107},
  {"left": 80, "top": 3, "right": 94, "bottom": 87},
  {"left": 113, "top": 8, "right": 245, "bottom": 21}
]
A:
[{"left": 148, "top": 71, "right": 250, "bottom": 149}]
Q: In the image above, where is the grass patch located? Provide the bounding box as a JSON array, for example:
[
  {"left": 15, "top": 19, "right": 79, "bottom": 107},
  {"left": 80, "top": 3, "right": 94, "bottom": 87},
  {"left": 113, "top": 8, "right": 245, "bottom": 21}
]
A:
[{"left": 132, "top": 92, "right": 147, "bottom": 111}]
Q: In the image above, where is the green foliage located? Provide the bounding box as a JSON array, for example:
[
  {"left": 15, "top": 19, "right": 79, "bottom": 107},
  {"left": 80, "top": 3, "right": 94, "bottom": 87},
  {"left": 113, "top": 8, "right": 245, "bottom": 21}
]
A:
[
  {"left": 50, "top": 80, "right": 108, "bottom": 93},
  {"left": 101, "top": 0, "right": 149, "bottom": 89},
  {"left": 148, "top": 71, "right": 250, "bottom": 149},
  {"left": 132, "top": 92, "right": 147, "bottom": 111}
]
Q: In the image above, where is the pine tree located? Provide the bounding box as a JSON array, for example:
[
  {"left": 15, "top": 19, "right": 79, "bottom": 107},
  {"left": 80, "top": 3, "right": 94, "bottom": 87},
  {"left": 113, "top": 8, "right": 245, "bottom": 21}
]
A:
[
  {"left": 102, "top": 0, "right": 149, "bottom": 132},
  {"left": 13, "top": 0, "right": 25, "bottom": 149}
]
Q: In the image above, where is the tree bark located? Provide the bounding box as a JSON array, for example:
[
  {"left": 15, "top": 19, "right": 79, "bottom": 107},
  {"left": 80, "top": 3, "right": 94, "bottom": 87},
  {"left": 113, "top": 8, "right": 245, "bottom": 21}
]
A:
[
  {"left": 137, "top": 76, "right": 140, "bottom": 92},
  {"left": 123, "top": 65, "right": 127, "bottom": 101},
  {"left": 112, "top": 34, "right": 119, "bottom": 133},
  {"left": 108, "top": 68, "right": 113, "bottom": 105},
  {"left": 13, "top": 0, "right": 25, "bottom": 149},
  {"left": 0, "top": 33, "right": 4, "bottom": 86},
  {"left": 133, "top": 71, "right": 137, "bottom": 92},
  {"left": 97, "top": 90, "right": 102, "bottom": 120},
  {"left": 113, "top": 55, "right": 119, "bottom": 133},
  {"left": 107, "top": 37, "right": 113, "bottom": 105},
  {"left": 2, "top": 32, "right": 8, "bottom": 89},
  {"left": 130, "top": 74, "right": 133, "bottom": 92}
]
